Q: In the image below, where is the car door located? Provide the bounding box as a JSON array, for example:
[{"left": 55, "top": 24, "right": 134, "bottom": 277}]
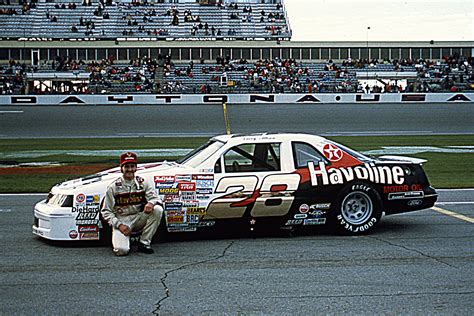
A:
[{"left": 204, "top": 141, "right": 300, "bottom": 220}]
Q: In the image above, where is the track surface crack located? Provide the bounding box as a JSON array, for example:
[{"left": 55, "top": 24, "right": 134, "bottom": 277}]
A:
[
  {"left": 153, "top": 241, "right": 234, "bottom": 314},
  {"left": 369, "top": 236, "right": 457, "bottom": 268}
]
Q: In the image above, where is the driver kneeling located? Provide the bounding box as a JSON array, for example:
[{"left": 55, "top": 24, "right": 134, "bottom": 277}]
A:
[{"left": 101, "top": 152, "right": 163, "bottom": 256}]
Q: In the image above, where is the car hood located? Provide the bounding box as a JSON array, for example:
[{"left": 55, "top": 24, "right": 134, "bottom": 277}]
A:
[{"left": 51, "top": 161, "right": 190, "bottom": 194}]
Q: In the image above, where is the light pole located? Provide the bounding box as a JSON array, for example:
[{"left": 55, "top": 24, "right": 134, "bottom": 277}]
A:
[{"left": 366, "top": 26, "right": 370, "bottom": 60}]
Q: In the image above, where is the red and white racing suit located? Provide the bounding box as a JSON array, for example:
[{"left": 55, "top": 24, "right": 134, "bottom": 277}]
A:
[{"left": 101, "top": 175, "right": 163, "bottom": 255}]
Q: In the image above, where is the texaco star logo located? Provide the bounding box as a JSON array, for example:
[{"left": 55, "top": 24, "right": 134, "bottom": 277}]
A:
[{"left": 323, "top": 144, "right": 343, "bottom": 162}]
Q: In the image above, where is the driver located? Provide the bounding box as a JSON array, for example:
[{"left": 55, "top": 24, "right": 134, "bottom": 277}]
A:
[{"left": 101, "top": 152, "right": 163, "bottom": 256}]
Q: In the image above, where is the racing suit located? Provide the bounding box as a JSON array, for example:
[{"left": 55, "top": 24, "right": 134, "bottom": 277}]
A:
[{"left": 101, "top": 175, "right": 163, "bottom": 255}]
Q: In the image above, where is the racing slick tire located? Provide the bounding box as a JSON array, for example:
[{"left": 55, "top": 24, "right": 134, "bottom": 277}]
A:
[{"left": 331, "top": 183, "right": 383, "bottom": 235}]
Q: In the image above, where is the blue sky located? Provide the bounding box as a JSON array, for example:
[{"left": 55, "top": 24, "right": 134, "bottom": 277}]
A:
[{"left": 284, "top": 0, "right": 473, "bottom": 41}]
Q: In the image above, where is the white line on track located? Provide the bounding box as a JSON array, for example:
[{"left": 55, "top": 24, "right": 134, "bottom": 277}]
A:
[
  {"left": 437, "top": 188, "right": 474, "bottom": 191},
  {"left": 0, "top": 111, "right": 23, "bottom": 114},
  {"left": 0, "top": 193, "right": 47, "bottom": 196},
  {"left": 436, "top": 202, "right": 474, "bottom": 205}
]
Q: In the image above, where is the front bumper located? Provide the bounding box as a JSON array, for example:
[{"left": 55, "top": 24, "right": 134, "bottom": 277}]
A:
[{"left": 32, "top": 202, "right": 77, "bottom": 240}]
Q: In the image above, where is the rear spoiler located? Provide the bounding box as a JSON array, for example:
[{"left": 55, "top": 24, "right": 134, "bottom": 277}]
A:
[{"left": 377, "top": 155, "right": 427, "bottom": 164}]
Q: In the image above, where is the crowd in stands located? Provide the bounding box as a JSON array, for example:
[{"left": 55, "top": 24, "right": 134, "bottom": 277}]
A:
[
  {"left": 0, "top": 0, "right": 291, "bottom": 40},
  {"left": 1, "top": 55, "right": 473, "bottom": 95}
]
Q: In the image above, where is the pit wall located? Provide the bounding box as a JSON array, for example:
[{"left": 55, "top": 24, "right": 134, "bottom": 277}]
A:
[{"left": 1, "top": 93, "right": 473, "bottom": 105}]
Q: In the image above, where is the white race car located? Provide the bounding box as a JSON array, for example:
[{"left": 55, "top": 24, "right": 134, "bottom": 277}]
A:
[{"left": 33, "top": 133, "right": 437, "bottom": 241}]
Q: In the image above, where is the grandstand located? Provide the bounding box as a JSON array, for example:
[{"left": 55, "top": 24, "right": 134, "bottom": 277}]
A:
[{"left": 0, "top": 0, "right": 473, "bottom": 95}]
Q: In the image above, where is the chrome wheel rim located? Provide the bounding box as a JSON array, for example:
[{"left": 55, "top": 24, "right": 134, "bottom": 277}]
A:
[{"left": 341, "top": 191, "right": 373, "bottom": 225}]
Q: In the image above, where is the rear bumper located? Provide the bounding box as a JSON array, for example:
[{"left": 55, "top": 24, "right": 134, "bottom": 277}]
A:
[{"left": 384, "top": 186, "right": 438, "bottom": 215}]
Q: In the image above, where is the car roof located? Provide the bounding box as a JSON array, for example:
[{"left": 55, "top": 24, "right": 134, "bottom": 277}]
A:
[{"left": 211, "top": 133, "right": 328, "bottom": 145}]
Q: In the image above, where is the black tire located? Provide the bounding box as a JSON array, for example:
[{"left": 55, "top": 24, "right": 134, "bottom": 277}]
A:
[{"left": 331, "top": 183, "right": 382, "bottom": 234}]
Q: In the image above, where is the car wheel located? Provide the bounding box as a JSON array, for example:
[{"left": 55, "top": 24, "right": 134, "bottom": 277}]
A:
[{"left": 332, "top": 183, "right": 382, "bottom": 234}]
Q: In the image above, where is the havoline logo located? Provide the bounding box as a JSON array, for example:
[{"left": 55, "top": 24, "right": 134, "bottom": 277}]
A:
[{"left": 308, "top": 162, "right": 405, "bottom": 186}]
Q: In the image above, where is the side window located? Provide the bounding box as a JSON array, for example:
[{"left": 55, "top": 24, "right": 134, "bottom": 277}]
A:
[
  {"left": 214, "top": 158, "right": 222, "bottom": 173},
  {"left": 292, "top": 142, "right": 326, "bottom": 168},
  {"left": 224, "top": 143, "right": 281, "bottom": 173}
]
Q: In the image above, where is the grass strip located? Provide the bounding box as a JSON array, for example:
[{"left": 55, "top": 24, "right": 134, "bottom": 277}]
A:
[{"left": 0, "top": 135, "right": 472, "bottom": 192}]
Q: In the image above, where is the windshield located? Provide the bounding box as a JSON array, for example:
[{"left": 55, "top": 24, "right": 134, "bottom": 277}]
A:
[{"left": 176, "top": 140, "right": 225, "bottom": 167}]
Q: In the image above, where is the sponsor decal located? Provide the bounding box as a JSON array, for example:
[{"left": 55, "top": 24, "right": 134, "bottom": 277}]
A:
[
  {"left": 322, "top": 144, "right": 343, "bottom": 162},
  {"left": 115, "top": 192, "right": 146, "bottom": 206},
  {"left": 299, "top": 204, "right": 310, "bottom": 213},
  {"left": 310, "top": 203, "right": 331, "bottom": 210},
  {"left": 308, "top": 210, "right": 326, "bottom": 217},
  {"left": 183, "top": 200, "right": 199, "bottom": 208},
  {"left": 407, "top": 199, "right": 423, "bottom": 206},
  {"left": 285, "top": 219, "right": 303, "bottom": 226},
  {"left": 196, "top": 188, "right": 213, "bottom": 195},
  {"left": 198, "top": 169, "right": 214, "bottom": 173},
  {"left": 86, "top": 194, "right": 100, "bottom": 205},
  {"left": 294, "top": 214, "right": 308, "bottom": 219},
  {"left": 80, "top": 232, "right": 99, "bottom": 240},
  {"left": 164, "top": 194, "right": 181, "bottom": 202},
  {"left": 69, "top": 230, "right": 78, "bottom": 239},
  {"left": 308, "top": 161, "right": 405, "bottom": 186},
  {"left": 384, "top": 185, "right": 409, "bottom": 193},
  {"left": 186, "top": 214, "right": 200, "bottom": 224},
  {"left": 196, "top": 194, "right": 211, "bottom": 200},
  {"left": 154, "top": 175, "right": 175, "bottom": 183},
  {"left": 75, "top": 212, "right": 98, "bottom": 220},
  {"left": 159, "top": 188, "right": 180, "bottom": 195},
  {"left": 388, "top": 191, "right": 424, "bottom": 200},
  {"left": 167, "top": 210, "right": 186, "bottom": 216},
  {"left": 72, "top": 205, "right": 99, "bottom": 213},
  {"left": 196, "top": 180, "right": 214, "bottom": 188},
  {"left": 186, "top": 207, "right": 206, "bottom": 215},
  {"left": 165, "top": 202, "right": 183, "bottom": 211},
  {"left": 193, "top": 174, "right": 214, "bottom": 180},
  {"left": 303, "top": 218, "right": 326, "bottom": 225},
  {"left": 167, "top": 226, "right": 197, "bottom": 232},
  {"left": 78, "top": 225, "right": 99, "bottom": 233},
  {"left": 179, "top": 182, "right": 196, "bottom": 191},
  {"left": 175, "top": 175, "right": 192, "bottom": 182},
  {"left": 167, "top": 215, "right": 185, "bottom": 224},
  {"left": 181, "top": 192, "right": 197, "bottom": 201},
  {"left": 197, "top": 221, "right": 215, "bottom": 227},
  {"left": 384, "top": 184, "right": 423, "bottom": 194},
  {"left": 76, "top": 193, "right": 86, "bottom": 204}
]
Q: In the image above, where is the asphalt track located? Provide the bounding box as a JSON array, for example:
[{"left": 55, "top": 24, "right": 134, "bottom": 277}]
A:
[
  {"left": 0, "top": 190, "right": 473, "bottom": 314},
  {"left": 1, "top": 102, "right": 473, "bottom": 314},
  {"left": 0, "top": 102, "right": 473, "bottom": 138}
]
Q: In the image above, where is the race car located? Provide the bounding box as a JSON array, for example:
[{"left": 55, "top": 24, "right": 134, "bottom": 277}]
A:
[{"left": 33, "top": 133, "right": 438, "bottom": 241}]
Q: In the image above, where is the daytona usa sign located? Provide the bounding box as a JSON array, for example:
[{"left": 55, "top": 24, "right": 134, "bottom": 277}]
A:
[{"left": 3, "top": 93, "right": 473, "bottom": 105}]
